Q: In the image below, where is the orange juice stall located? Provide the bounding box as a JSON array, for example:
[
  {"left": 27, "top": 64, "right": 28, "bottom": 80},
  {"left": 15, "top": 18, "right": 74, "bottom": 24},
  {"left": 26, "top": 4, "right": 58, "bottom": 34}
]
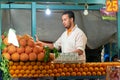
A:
[{"left": 0, "top": 0, "right": 120, "bottom": 80}]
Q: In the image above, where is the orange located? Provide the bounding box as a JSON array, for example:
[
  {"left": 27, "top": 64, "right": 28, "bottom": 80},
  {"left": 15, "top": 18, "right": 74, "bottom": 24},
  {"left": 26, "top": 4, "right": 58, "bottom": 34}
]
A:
[
  {"left": 92, "top": 72, "right": 96, "bottom": 76},
  {"left": 55, "top": 64, "right": 59, "bottom": 69},
  {"left": 76, "top": 72, "right": 81, "bottom": 76},
  {"left": 65, "top": 72, "right": 70, "bottom": 76},
  {"left": 20, "top": 70, "right": 24, "bottom": 74},
  {"left": 89, "top": 67, "right": 94, "bottom": 72},
  {"left": 22, "top": 65, "right": 27, "bottom": 70},
  {"left": 81, "top": 72, "right": 86, "bottom": 76},
  {"left": 3, "top": 37, "right": 10, "bottom": 45},
  {"left": 74, "top": 68, "right": 79, "bottom": 72},
  {"left": 53, "top": 69, "right": 57, "bottom": 73},
  {"left": 30, "top": 62, "right": 36, "bottom": 65},
  {"left": 36, "top": 70, "right": 41, "bottom": 74},
  {"left": 59, "top": 64, "right": 64, "bottom": 68},
  {"left": 11, "top": 65, "right": 17, "bottom": 70},
  {"left": 99, "top": 67, "right": 104, "bottom": 71},
  {"left": 34, "top": 74, "right": 39, "bottom": 77},
  {"left": 55, "top": 73, "right": 60, "bottom": 77},
  {"left": 25, "top": 70, "right": 30, "bottom": 74},
  {"left": 37, "top": 52, "right": 45, "bottom": 61},
  {"left": 61, "top": 72, "right": 65, "bottom": 76},
  {"left": 33, "top": 65, "right": 38, "bottom": 70},
  {"left": 9, "top": 61, "right": 14, "bottom": 66},
  {"left": 68, "top": 68, "right": 73, "bottom": 72},
  {"left": 39, "top": 74, "right": 44, "bottom": 77},
  {"left": 17, "top": 65, "right": 22, "bottom": 70},
  {"left": 49, "top": 73, "right": 54, "bottom": 77},
  {"left": 41, "top": 62, "right": 46, "bottom": 66},
  {"left": 83, "top": 67, "right": 88, "bottom": 72},
  {"left": 44, "top": 65, "right": 49, "bottom": 70},
  {"left": 102, "top": 71, "right": 106, "bottom": 75},
  {"left": 47, "top": 70, "right": 52, "bottom": 74},
  {"left": 80, "top": 63, "right": 86, "bottom": 68},
  {"left": 41, "top": 70, "right": 46, "bottom": 75},
  {"left": 49, "top": 64, "right": 55, "bottom": 69},
  {"left": 63, "top": 67, "right": 68, "bottom": 72},
  {"left": 36, "top": 62, "right": 41, "bottom": 66},
  {"left": 2, "top": 52, "right": 11, "bottom": 60},
  {"left": 18, "top": 74, "right": 22, "bottom": 77},
  {"left": 25, "top": 46, "right": 32, "bottom": 54},
  {"left": 94, "top": 67, "right": 99, "bottom": 72},
  {"left": 19, "top": 38, "right": 27, "bottom": 47},
  {"left": 29, "top": 52, "right": 37, "bottom": 61},
  {"left": 76, "top": 64, "right": 81, "bottom": 68},
  {"left": 39, "top": 65, "right": 43, "bottom": 70},
  {"left": 28, "top": 74, "right": 33, "bottom": 77},
  {"left": 86, "top": 72, "right": 91, "bottom": 76},
  {"left": 11, "top": 52, "right": 19, "bottom": 61},
  {"left": 44, "top": 74, "right": 49, "bottom": 77},
  {"left": 20, "top": 61, "right": 24, "bottom": 66},
  {"left": 14, "top": 69, "right": 19, "bottom": 74},
  {"left": 8, "top": 45, "right": 16, "bottom": 54},
  {"left": 71, "top": 72, "right": 76, "bottom": 76},
  {"left": 28, "top": 65, "right": 33, "bottom": 70},
  {"left": 57, "top": 68, "right": 62, "bottom": 73},
  {"left": 20, "top": 53, "right": 29, "bottom": 61},
  {"left": 12, "top": 74, "right": 17, "bottom": 78},
  {"left": 71, "top": 64, "right": 76, "bottom": 68},
  {"left": 64, "top": 64, "right": 70, "bottom": 68},
  {"left": 31, "top": 70, "right": 36, "bottom": 74},
  {"left": 79, "top": 67, "right": 83, "bottom": 72},
  {"left": 25, "top": 62, "right": 30, "bottom": 66},
  {"left": 23, "top": 74, "right": 28, "bottom": 77},
  {"left": 10, "top": 69, "right": 15, "bottom": 75},
  {"left": 86, "top": 63, "right": 90, "bottom": 67},
  {"left": 97, "top": 71, "right": 102, "bottom": 76},
  {"left": 13, "top": 62, "right": 19, "bottom": 66}
]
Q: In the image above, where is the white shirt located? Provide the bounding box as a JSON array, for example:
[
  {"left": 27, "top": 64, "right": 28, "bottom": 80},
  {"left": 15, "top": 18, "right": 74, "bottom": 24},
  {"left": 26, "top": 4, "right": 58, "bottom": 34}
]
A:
[{"left": 53, "top": 24, "right": 87, "bottom": 61}]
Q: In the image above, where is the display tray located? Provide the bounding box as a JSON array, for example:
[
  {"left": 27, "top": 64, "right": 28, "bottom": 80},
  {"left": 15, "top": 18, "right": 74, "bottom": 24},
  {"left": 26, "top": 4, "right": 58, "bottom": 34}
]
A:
[{"left": 52, "top": 52, "right": 85, "bottom": 63}]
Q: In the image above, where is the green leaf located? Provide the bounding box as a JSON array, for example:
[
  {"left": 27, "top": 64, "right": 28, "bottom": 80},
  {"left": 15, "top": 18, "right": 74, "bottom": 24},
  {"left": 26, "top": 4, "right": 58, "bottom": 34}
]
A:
[
  {"left": 53, "top": 48, "right": 59, "bottom": 58},
  {"left": 0, "top": 56, "right": 11, "bottom": 80},
  {"left": 1, "top": 42, "right": 6, "bottom": 50},
  {"left": 44, "top": 46, "right": 50, "bottom": 62},
  {"left": 3, "top": 32, "right": 8, "bottom": 37}
]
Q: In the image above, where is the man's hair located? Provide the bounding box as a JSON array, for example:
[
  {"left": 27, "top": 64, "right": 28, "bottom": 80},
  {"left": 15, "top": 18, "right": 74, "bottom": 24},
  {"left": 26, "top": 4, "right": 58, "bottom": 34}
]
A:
[{"left": 62, "top": 11, "right": 75, "bottom": 22}]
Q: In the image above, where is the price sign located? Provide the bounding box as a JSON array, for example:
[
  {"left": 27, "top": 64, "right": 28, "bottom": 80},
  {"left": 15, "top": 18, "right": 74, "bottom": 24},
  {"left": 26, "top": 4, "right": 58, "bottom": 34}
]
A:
[{"left": 106, "top": 0, "right": 118, "bottom": 12}]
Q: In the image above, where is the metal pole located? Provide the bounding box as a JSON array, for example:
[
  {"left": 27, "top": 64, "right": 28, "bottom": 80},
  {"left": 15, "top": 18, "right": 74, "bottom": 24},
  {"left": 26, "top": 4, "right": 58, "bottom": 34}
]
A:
[
  {"left": 117, "top": 6, "right": 120, "bottom": 59},
  {"left": 31, "top": 2, "right": 36, "bottom": 41}
]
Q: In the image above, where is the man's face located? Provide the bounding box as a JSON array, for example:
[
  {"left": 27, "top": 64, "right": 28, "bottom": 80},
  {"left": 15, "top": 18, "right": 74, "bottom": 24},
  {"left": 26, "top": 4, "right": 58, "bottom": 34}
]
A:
[{"left": 62, "top": 14, "right": 72, "bottom": 29}]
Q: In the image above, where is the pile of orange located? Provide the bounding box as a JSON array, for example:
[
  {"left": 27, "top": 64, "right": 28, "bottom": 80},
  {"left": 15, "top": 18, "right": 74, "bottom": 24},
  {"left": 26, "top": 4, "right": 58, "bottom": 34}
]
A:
[
  {"left": 2, "top": 34, "right": 54, "bottom": 62},
  {"left": 9, "top": 61, "right": 120, "bottom": 78}
]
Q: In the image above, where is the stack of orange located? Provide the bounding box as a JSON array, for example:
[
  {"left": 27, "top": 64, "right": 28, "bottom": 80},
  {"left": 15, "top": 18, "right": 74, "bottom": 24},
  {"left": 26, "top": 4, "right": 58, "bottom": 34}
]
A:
[
  {"left": 2, "top": 34, "right": 54, "bottom": 62},
  {"left": 9, "top": 61, "right": 120, "bottom": 78}
]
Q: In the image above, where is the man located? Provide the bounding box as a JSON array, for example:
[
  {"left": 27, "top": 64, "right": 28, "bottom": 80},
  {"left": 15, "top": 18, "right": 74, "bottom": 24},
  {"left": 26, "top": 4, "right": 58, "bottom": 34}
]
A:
[{"left": 36, "top": 11, "right": 87, "bottom": 62}]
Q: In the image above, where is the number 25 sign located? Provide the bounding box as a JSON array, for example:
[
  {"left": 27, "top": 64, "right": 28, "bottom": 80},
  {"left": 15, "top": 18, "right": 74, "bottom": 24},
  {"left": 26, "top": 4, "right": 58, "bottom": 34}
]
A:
[{"left": 106, "top": 0, "right": 118, "bottom": 12}]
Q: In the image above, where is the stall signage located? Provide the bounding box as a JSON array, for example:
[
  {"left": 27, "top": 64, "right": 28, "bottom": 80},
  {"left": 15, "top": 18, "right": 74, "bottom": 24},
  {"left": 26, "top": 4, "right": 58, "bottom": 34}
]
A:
[{"left": 106, "top": 0, "right": 118, "bottom": 12}]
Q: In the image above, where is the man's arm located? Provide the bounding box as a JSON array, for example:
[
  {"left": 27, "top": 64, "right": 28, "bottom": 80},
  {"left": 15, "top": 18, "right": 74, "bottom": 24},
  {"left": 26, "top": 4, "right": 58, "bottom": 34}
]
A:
[
  {"left": 35, "top": 35, "right": 54, "bottom": 49},
  {"left": 39, "top": 41, "right": 54, "bottom": 49}
]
